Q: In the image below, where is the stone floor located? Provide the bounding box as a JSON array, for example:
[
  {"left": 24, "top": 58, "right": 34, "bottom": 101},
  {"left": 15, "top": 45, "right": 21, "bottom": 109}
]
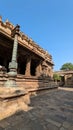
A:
[{"left": 0, "top": 87, "right": 73, "bottom": 130}]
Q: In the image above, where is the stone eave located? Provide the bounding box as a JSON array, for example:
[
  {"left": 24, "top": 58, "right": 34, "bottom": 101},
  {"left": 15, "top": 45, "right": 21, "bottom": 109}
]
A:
[
  {"left": 54, "top": 70, "right": 73, "bottom": 75},
  {"left": 0, "top": 17, "right": 54, "bottom": 65}
]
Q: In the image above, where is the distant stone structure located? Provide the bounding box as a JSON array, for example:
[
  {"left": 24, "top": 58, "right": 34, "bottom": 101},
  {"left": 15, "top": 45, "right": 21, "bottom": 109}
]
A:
[{"left": 54, "top": 70, "right": 73, "bottom": 87}]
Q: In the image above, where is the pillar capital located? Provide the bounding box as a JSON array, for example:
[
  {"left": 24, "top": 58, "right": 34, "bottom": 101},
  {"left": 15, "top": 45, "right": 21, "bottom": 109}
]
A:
[{"left": 11, "top": 24, "right": 20, "bottom": 37}]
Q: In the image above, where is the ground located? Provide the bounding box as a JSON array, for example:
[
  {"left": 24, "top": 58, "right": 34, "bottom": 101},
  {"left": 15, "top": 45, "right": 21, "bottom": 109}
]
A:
[{"left": 0, "top": 87, "right": 73, "bottom": 130}]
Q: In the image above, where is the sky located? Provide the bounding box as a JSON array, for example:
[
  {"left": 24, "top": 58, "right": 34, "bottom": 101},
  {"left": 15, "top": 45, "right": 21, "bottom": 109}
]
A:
[{"left": 0, "top": 0, "right": 73, "bottom": 70}]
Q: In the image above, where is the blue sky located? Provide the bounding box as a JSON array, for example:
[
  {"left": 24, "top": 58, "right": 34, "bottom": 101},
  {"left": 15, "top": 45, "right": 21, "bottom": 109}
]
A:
[{"left": 0, "top": 0, "right": 73, "bottom": 70}]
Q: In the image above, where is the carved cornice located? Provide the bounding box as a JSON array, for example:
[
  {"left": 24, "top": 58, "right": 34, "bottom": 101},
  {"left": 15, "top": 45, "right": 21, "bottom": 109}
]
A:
[{"left": 0, "top": 16, "right": 54, "bottom": 65}]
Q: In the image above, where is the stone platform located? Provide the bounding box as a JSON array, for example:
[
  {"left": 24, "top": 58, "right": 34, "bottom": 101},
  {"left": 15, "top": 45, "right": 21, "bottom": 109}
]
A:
[
  {"left": 0, "top": 87, "right": 30, "bottom": 120},
  {"left": 0, "top": 73, "right": 58, "bottom": 92}
]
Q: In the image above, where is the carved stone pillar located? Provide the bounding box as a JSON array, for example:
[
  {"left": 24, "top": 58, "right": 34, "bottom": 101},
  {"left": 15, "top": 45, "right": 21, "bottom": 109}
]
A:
[
  {"left": 50, "top": 68, "right": 53, "bottom": 78},
  {"left": 4, "top": 25, "right": 20, "bottom": 87},
  {"left": 42, "top": 61, "right": 48, "bottom": 77},
  {"left": 64, "top": 75, "right": 67, "bottom": 85},
  {"left": 25, "top": 56, "right": 31, "bottom": 76},
  {"left": 36, "top": 63, "right": 42, "bottom": 77}
]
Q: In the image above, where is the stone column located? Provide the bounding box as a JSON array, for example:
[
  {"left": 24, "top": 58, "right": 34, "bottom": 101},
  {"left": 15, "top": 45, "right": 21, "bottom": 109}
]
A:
[
  {"left": 42, "top": 61, "right": 48, "bottom": 77},
  {"left": 64, "top": 75, "right": 67, "bottom": 85},
  {"left": 36, "top": 63, "right": 42, "bottom": 77},
  {"left": 47, "top": 67, "right": 51, "bottom": 77},
  {"left": 25, "top": 56, "right": 31, "bottom": 76},
  {"left": 4, "top": 25, "right": 20, "bottom": 87}
]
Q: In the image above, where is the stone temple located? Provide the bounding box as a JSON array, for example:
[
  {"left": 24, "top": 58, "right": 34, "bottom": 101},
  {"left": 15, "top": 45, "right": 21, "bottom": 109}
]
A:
[
  {"left": 0, "top": 16, "right": 57, "bottom": 91},
  {"left": 0, "top": 17, "right": 73, "bottom": 130},
  {"left": 0, "top": 16, "right": 57, "bottom": 119}
]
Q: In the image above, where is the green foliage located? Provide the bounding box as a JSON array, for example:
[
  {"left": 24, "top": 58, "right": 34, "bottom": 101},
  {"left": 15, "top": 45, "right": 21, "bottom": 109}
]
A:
[
  {"left": 53, "top": 73, "right": 61, "bottom": 81},
  {"left": 60, "top": 63, "right": 73, "bottom": 70}
]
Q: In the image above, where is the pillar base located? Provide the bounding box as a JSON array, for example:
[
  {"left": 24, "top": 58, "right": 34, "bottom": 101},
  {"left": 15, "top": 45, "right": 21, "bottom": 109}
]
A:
[{"left": 4, "top": 78, "right": 17, "bottom": 87}]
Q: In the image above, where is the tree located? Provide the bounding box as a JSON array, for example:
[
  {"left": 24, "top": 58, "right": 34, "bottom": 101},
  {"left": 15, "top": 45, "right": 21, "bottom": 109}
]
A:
[
  {"left": 60, "top": 63, "right": 73, "bottom": 71},
  {"left": 53, "top": 73, "right": 61, "bottom": 81}
]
